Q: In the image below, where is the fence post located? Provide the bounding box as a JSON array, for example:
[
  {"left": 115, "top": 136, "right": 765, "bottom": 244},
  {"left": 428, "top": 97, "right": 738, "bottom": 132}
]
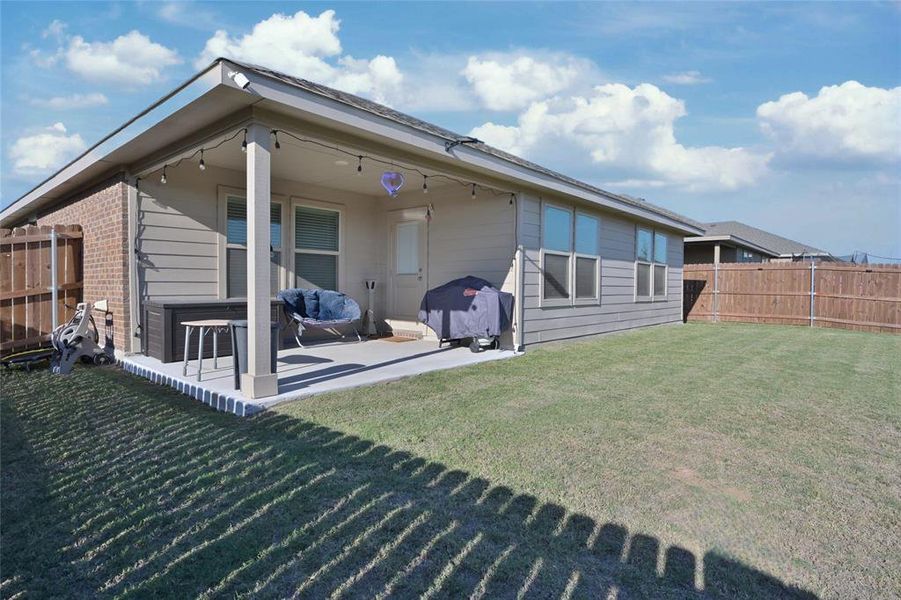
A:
[
  {"left": 713, "top": 262, "right": 719, "bottom": 322},
  {"left": 809, "top": 261, "right": 816, "bottom": 327},
  {"left": 50, "top": 227, "right": 58, "bottom": 332}
]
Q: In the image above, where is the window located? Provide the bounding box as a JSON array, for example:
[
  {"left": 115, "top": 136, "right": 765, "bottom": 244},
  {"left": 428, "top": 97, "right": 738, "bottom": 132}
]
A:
[
  {"left": 635, "top": 227, "right": 667, "bottom": 301},
  {"left": 739, "top": 248, "right": 759, "bottom": 263},
  {"left": 541, "top": 204, "right": 602, "bottom": 305},
  {"left": 541, "top": 204, "right": 573, "bottom": 303},
  {"left": 574, "top": 213, "right": 600, "bottom": 301},
  {"left": 225, "top": 196, "right": 283, "bottom": 298},
  {"left": 295, "top": 205, "right": 340, "bottom": 290}
]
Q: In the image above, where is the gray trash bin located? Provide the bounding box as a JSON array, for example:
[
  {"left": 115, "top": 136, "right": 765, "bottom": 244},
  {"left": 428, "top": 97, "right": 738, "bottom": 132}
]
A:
[{"left": 229, "top": 320, "right": 279, "bottom": 390}]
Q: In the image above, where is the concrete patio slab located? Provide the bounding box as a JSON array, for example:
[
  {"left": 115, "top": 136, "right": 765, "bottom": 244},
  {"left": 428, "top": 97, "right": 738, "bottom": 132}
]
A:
[{"left": 120, "top": 339, "right": 519, "bottom": 416}]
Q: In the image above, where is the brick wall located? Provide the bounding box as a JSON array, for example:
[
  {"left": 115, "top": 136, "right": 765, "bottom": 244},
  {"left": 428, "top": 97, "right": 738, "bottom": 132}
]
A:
[{"left": 37, "top": 175, "right": 131, "bottom": 353}]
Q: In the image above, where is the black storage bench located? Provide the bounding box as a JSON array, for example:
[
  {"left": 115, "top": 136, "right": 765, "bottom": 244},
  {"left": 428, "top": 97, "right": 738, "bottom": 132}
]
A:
[{"left": 142, "top": 298, "right": 284, "bottom": 363}]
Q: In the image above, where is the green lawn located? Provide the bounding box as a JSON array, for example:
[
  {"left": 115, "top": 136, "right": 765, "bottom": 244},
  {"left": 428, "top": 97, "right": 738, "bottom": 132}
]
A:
[{"left": 2, "top": 323, "right": 898, "bottom": 599}]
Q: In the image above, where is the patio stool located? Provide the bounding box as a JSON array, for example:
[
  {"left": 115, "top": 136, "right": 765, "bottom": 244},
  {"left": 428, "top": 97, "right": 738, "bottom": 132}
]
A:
[{"left": 181, "top": 319, "right": 231, "bottom": 382}]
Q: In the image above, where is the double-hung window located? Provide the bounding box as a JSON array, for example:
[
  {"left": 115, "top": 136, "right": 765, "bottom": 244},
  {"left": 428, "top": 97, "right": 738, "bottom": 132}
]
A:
[
  {"left": 541, "top": 204, "right": 573, "bottom": 304},
  {"left": 574, "top": 213, "right": 600, "bottom": 303},
  {"left": 294, "top": 205, "right": 340, "bottom": 290},
  {"left": 635, "top": 227, "right": 668, "bottom": 301},
  {"left": 541, "top": 203, "right": 602, "bottom": 305},
  {"left": 224, "top": 195, "right": 283, "bottom": 298}
]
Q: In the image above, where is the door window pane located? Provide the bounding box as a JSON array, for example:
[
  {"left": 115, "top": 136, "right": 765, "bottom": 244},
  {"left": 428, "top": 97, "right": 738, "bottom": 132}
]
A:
[
  {"left": 636, "top": 263, "right": 651, "bottom": 297},
  {"left": 543, "top": 205, "right": 572, "bottom": 252},
  {"left": 575, "top": 214, "right": 599, "bottom": 255},
  {"left": 395, "top": 222, "right": 419, "bottom": 274},
  {"left": 296, "top": 253, "right": 337, "bottom": 290},
  {"left": 636, "top": 228, "right": 653, "bottom": 261},
  {"left": 654, "top": 232, "right": 667, "bottom": 264},
  {"left": 543, "top": 253, "right": 570, "bottom": 299},
  {"left": 575, "top": 257, "right": 597, "bottom": 299},
  {"left": 654, "top": 265, "right": 667, "bottom": 296}
]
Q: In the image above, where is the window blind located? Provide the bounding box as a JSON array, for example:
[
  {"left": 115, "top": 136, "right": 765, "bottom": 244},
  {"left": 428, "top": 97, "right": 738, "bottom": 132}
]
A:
[
  {"left": 295, "top": 206, "right": 339, "bottom": 251},
  {"left": 295, "top": 253, "right": 337, "bottom": 290}
]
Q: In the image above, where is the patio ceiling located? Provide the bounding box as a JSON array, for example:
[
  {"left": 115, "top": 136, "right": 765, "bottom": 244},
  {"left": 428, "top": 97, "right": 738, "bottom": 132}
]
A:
[{"left": 199, "top": 129, "right": 459, "bottom": 197}]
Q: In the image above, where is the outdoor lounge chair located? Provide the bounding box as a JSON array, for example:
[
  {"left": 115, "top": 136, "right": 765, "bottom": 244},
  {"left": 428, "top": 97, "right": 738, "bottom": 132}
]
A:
[{"left": 277, "top": 288, "right": 362, "bottom": 347}]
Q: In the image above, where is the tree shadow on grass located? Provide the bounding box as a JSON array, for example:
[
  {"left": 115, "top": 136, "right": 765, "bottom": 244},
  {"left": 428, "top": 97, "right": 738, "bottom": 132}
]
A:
[{"left": 0, "top": 367, "right": 818, "bottom": 599}]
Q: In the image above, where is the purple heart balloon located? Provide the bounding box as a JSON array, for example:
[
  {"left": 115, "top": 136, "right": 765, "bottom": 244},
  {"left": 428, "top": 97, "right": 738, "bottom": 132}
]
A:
[{"left": 380, "top": 171, "right": 405, "bottom": 197}]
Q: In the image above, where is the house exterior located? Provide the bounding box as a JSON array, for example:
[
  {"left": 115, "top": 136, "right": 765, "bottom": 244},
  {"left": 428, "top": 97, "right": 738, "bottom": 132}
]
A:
[
  {"left": 1, "top": 59, "right": 702, "bottom": 400},
  {"left": 684, "top": 221, "right": 834, "bottom": 264}
]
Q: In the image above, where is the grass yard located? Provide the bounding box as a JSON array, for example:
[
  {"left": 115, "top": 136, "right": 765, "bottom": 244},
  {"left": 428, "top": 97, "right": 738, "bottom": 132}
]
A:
[{"left": 2, "top": 323, "right": 899, "bottom": 599}]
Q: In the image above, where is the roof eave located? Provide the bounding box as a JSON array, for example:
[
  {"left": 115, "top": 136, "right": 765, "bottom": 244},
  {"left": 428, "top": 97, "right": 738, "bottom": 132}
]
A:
[
  {"left": 1, "top": 61, "right": 228, "bottom": 226},
  {"left": 683, "top": 234, "right": 780, "bottom": 257}
]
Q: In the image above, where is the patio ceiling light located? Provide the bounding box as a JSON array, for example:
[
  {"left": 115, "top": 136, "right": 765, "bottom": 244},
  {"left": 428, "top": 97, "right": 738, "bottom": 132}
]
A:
[{"left": 267, "top": 128, "right": 520, "bottom": 207}]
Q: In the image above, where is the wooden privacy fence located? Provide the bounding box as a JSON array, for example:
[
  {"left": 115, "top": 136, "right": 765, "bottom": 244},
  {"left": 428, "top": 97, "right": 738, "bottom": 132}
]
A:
[
  {"left": 683, "top": 262, "right": 901, "bottom": 334},
  {"left": 0, "top": 225, "right": 84, "bottom": 353}
]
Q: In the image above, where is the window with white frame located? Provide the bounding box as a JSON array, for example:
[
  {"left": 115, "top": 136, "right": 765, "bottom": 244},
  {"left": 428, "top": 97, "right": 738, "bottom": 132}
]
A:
[
  {"left": 635, "top": 227, "right": 668, "bottom": 300},
  {"left": 294, "top": 205, "right": 340, "bottom": 290},
  {"left": 224, "top": 196, "right": 283, "bottom": 298},
  {"left": 574, "top": 213, "right": 600, "bottom": 302},
  {"left": 542, "top": 204, "right": 572, "bottom": 302},
  {"left": 541, "top": 204, "right": 602, "bottom": 305}
]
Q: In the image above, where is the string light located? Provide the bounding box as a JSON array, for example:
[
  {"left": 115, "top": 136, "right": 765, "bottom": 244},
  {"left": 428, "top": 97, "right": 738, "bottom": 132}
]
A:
[{"left": 148, "top": 127, "right": 518, "bottom": 208}]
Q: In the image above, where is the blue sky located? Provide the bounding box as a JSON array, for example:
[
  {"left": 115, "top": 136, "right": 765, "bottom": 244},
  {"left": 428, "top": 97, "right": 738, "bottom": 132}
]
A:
[{"left": 2, "top": 1, "right": 899, "bottom": 257}]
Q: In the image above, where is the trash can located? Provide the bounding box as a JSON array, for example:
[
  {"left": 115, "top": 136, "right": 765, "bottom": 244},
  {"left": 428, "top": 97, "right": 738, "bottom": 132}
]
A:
[{"left": 229, "top": 320, "right": 279, "bottom": 390}]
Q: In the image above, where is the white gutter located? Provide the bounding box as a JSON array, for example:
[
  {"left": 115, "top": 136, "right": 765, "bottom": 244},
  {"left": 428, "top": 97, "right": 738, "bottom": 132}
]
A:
[{"left": 224, "top": 60, "right": 703, "bottom": 235}]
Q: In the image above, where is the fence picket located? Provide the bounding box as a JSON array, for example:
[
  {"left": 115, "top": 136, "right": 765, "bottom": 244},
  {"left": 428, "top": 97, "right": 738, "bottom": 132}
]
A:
[
  {"left": 684, "top": 262, "right": 901, "bottom": 334},
  {"left": 0, "top": 225, "right": 84, "bottom": 353}
]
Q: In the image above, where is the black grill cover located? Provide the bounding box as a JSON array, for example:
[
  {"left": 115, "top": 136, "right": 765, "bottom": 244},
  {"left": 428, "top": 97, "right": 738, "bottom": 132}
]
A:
[{"left": 418, "top": 276, "right": 514, "bottom": 340}]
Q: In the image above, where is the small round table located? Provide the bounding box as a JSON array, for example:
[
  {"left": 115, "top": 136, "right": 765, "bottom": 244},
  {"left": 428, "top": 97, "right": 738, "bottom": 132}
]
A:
[{"left": 181, "top": 319, "right": 231, "bottom": 381}]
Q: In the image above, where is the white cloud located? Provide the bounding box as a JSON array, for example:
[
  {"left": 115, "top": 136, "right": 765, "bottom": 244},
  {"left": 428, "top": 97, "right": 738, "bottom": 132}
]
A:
[
  {"left": 64, "top": 31, "right": 181, "bottom": 85},
  {"left": 662, "top": 70, "right": 711, "bottom": 85},
  {"left": 471, "top": 83, "right": 770, "bottom": 191},
  {"left": 30, "top": 93, "right": 108, "bottom": 109},
  {"left": 757, "top": 81, "right": 901, "bottom": 164},
  {"left": 194, "top": 9, "right": 405, "bottom": 105},
  {"left": 31, "top": 24, "right": 181, "bottom": 86},
  {"left": 10, "top": 123, "right": 87, "bottom": 175},
  {"left": 42, "top": 19, "right": 67, "bottom": 41},
  {"left": 461, "top": 53, "right": 592, "bottom": 111}
]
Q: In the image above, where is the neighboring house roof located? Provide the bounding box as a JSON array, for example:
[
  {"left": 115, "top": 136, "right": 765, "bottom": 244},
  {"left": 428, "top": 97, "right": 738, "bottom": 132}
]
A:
[
  {"left": 2, "top": 58, "right": 703, "bottom": 234},
  {"left": 685, "top": 220, "right": 830, "bottom": 257}
]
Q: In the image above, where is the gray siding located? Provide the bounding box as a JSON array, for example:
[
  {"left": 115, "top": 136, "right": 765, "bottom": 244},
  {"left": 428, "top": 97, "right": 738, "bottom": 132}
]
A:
[{"left": 519, "top": 193, "right": 683, "bottom": 344}]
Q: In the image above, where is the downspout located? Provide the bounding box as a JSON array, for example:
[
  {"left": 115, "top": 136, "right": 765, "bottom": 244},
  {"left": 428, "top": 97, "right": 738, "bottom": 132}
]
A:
[
  {"left": 126, "top": 176, "right": 141, "bottom": 354},
  {"left": 513, "top": 193, "right": 525, "bottom": 352}
]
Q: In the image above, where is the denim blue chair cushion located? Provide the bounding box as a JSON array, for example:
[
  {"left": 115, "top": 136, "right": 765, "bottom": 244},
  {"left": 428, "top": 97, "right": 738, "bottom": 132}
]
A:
[{"left": 276, "top": 288, "right": 363, "bottom": 347}]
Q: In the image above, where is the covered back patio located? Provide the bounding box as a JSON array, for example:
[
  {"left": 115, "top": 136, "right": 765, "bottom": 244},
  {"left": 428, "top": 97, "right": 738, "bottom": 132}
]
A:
[{"left": 128, "top": 72, "right": 522, "bottom": 409}]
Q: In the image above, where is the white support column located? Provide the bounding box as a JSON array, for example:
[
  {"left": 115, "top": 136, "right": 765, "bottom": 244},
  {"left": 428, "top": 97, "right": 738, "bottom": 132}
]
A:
[{"left": 241, "top": 123, "right": 278, "bottom": 398}]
